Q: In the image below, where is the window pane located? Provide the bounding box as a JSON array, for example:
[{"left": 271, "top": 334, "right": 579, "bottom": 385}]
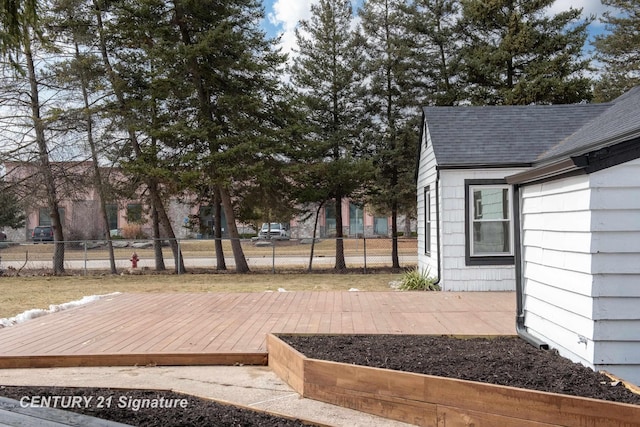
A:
[
  {"left": 473, "top": 221, "right": 510, "bottom": 254},
  {"left": 424, "top": 187, "right": 431, "bottom": 254},
  {"left": 349, "top": 203, "right": 363, "bottom": 236},
  {"left": 106, "top": 204, "right": 118, "bottom": 231},
  {"left": 39, "top": 208, "right": 52, "bottom": 226},
  {"left": 374, "top": 217, "right": 388, "bottom": 235},
  {"left": 473, "top": 189, "right": 509, "bottom": 220},
  {"left": 325, "top": 204, "right": 336, "bottom": 236},
  {"left": 39, "top": 208, "right": 65, "bottom": 226}
]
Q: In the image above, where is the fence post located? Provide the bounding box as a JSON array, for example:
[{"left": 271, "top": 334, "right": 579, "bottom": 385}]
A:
[
  {"left": 363, "top": 236, "right": 367, "bottom": 274},
  {"left": 83, "top": 240, "right": 88, "bottom": 276},
  {"left": 272, "top": 240, "right": 276, "bottom": 274},
  {"left": 177, "top": 238, "right": 182, "bottom": 275}
]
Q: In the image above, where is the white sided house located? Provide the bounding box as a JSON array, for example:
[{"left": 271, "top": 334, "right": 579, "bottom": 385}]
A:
[{"left": 417, "top": 87, "right": 640, "bottom": 386}]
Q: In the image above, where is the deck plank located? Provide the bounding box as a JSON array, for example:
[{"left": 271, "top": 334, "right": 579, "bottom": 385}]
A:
[{"left": 0, "top": 291, "right": 516, "bottom": 368}]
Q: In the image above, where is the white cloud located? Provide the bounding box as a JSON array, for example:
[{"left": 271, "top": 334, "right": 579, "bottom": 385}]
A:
[
  {"left": 268, "top": 0, "right": 362, "bottom": 57},
  {"left": 269, "top": 0, "right": 318, "bottom": 55},
  {"left": 548, "top": 0, "right": 610, "bottom": 18}
]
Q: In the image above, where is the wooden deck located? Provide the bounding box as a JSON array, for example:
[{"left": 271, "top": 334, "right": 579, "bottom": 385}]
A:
[{"left": 0, "top": 292, "right": 515, "bottom": 368}]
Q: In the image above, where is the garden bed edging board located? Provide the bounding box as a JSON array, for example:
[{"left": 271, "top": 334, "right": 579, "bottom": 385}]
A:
[{"left": 266, "top": 334, "right": 640, "bottom": 427}]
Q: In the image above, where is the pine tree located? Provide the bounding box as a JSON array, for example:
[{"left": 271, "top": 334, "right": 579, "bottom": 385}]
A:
[
  {"left": 0, "top": 0, "right": 38, "bottom": 61},
  {"left": 459, "top": 0, "right": 593, "bottom": 105},
  {"left": 0, "top": 182, "right": 26, "bottom": 230},
  {"left": 91, "top": 0, "right": 186, "bottom": 273},
  {"left": 290, "top": 0, "right": 372, "bottom": 271},
  {"left": 167, "top": 0, "right": 290, "bottom": 273},
  {"left": 359, "top": 0, "right": 421, "bottom": 269},
  {"left": 593, "top": 0, "right": 640, "bottom": 102},
  {"left": 405, "top": 0, "right": 463, "bottom": 106}
]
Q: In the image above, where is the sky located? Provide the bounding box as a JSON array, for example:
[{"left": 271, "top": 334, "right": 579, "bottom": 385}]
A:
[{"left": 261, "top": 0, "right": 613, "bottom": 56}]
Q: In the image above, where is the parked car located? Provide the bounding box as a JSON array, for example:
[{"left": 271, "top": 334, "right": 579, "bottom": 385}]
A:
[
  {"left": 0, "top": 231, "right": 6, "bottom": 241},
  {"left": 32, "top": 226, "right": 54, "bottom": 242},
  {"left": 258, "top": 222, "right": 290, "bottom": 240}
]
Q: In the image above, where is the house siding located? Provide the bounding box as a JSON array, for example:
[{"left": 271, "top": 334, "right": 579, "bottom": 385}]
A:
[
  {"left": 438, "top": 168, "right": 525, "bottom": 291},
  {"left": 417, "top": 127, "right": 439, "bottom": 279},
  {"left": 521, "top": 174, "right": 596, "bottom": 367},
  {"left": 522, "top": 158, "right": 640, "bottom": 386},
  {"left": 417, "top": 145, "right": 527, "bottom": 290},
  {"left": 590, "top": 157, "right": 640, "bottom": 384}
]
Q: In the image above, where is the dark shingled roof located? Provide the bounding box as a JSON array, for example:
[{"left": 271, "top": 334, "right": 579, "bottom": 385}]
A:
[
  {"left": 423, "top": 103, "right": 612, "bottom": 167},
  {"left": 538, "top": 86, "right": 640, "bottom": 162}
]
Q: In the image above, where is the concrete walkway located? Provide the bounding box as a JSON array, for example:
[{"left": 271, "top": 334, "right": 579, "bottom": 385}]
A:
[{"left": 0, "top": 366, "right": 414, "bottom": 426}]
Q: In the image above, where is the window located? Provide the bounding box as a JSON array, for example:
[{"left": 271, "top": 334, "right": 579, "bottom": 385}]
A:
[
  {"left": 465, "top": 180, "right": 514, "bottom": 265},
  {"left": 106, "top": 204, "right": 118, "bottom": 231},
  {"left": 424, "top": 187, "right": 431, "bottom": 255},
  {"left": 39, "top": 208, "right": 51, "bottom": 226},
  {"left": 349, "top": 202, "right": 363, "bottom": 237},
  {"left": 325, "top": 203, "right": 336, "bottom": 237},
  {"left": 373, "top": 217, "right": 388, "bottom": 235},
  {"left": 39, "top": 207, "right": 65, "bottom": 226}
]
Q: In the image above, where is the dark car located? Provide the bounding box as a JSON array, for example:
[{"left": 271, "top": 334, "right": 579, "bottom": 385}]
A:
[
  {"left": 0, "top": 231, "right": 6, "bottom": 241},
  {"left": 32, "top": 226, "right": 54, "bottom": 242}
]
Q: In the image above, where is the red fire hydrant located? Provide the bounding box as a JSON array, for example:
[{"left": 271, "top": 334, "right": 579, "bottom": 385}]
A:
[{"left": 130, "top": 252, "right": 139, "bottom": 269}]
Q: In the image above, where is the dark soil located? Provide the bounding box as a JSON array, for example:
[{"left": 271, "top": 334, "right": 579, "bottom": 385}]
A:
[
  {"left": 1, "top": 335, "right": 638, "bottom": 426},
  {"left": 0, "top": 386, "right": 317, "bottom": 427},
  {"left": 281, "top": 334, "right": 640, "bottom": 405}
]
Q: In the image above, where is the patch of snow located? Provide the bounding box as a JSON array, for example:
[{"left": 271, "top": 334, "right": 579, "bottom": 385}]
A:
[
  {"left": 131, "top": 242, "right": 153, "bottom": 249},
  {"left": 277, "top": 288, "right": 288, "bottom": 292},
  {"left": 348, "top": 288, "right": 360, "bottom": 292},
  {"left": 0, "top": 292, "right": 121, "bottom": 329},
  {"left": 388, "top": 280, "right": 401, "bottom": 289}
]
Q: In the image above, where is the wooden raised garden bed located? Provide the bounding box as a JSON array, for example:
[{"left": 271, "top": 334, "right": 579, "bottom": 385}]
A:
[{"left": 267, "top": 334, "right": 640, "bottom": 427}]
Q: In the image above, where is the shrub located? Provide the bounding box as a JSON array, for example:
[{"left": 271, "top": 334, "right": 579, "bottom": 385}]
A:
[
  {"left": 399, "top": 267, "right": 440, "bottom": 291},
  {"left": 121, "top": 224, "right": 147, "bottom": 240}
]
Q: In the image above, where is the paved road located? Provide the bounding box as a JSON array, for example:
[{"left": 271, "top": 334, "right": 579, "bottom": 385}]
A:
[{"left": 1, "top": 254, "right": 417, "bottom": 272}]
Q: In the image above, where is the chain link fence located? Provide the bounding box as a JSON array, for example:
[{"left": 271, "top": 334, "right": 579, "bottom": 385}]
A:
[{"left": 0, "top": 237, "right": 417, "bottom": 275}]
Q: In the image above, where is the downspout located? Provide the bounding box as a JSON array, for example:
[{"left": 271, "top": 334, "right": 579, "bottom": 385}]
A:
[
  {"left": 513, "top": 184, "right": 549, "bottom": 350},
  {"left": 433, "top": 171, "right": 441, "bottom": 288}
]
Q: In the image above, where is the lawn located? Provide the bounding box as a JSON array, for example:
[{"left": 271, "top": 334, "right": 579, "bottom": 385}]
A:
[
  {"left": 0, "top": 272, "right": 402, "bottom": 319},
  {"left": 0, "top": 238, "right": 417, "bottom": 261}
]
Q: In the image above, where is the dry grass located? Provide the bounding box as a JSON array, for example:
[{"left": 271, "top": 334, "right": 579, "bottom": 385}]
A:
[
  {"left": 0, "top": 238, "right": 417, "bottom": 261},
  {"left": 0, "top": 272, "right": 402, "bottom": 319}
]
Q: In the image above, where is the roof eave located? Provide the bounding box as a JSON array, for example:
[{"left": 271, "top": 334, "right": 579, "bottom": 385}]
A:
[
  {"left": 507, "top": 135, "right": 640, "bottom": 185},
  {"left": 506, "top": 158, "right": 583, "bottom": 185},
  {"left": 437, "top": 163, "right": 532, "bottom": 171}
]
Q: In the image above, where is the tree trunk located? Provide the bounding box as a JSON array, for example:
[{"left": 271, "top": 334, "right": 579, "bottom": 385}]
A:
[
  {"left": 25, "top": 31, "right": 65, "bottom": 274},
  {"left": 391, "top": 201, "right": 399, "bottom": 269},
  {"left": 147, "top": 183, "right": 184, "bottom": 273},
  {"left": 213, "top": 187, "right": 226, "bottom": 270},
  {"left": 220, "top": 187, "right": 249, "bottom": 273},
  {"left": 308, "top": 202, "right": 324, "bottom": 272},
  {"left": 334, "top": 196, "right": 346, "bottom": 270},
  {"left": 75, "top": 41, "right": 117, "bottom": 274},
  {"left": 151, "top": 203, "right": 166, "bottom": 271}
]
